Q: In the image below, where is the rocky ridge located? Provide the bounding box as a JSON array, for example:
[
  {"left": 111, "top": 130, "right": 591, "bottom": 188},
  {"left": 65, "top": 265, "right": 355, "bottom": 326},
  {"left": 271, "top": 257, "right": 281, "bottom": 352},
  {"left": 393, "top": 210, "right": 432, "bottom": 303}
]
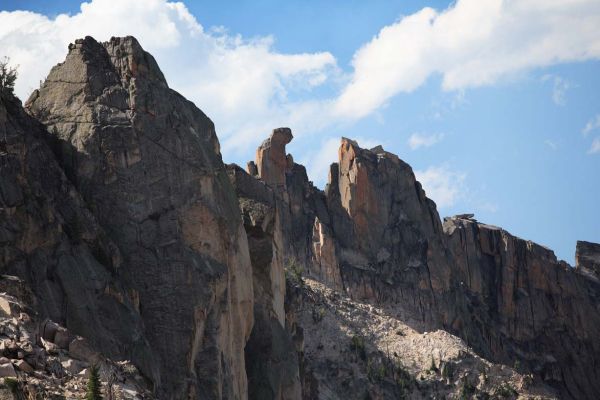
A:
[
  {"left": 229, "top": 128, "right": 600, "bottom": 399},
  {"left": 0, "top": 36, "right": 599, "bottom": 399}
]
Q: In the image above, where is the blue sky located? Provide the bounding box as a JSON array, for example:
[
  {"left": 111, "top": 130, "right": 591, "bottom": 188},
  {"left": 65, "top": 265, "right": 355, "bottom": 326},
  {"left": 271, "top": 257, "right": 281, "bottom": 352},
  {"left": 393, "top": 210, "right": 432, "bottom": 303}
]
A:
[{"left": 1, "top": 0, "right": 599, "bottom": 263}]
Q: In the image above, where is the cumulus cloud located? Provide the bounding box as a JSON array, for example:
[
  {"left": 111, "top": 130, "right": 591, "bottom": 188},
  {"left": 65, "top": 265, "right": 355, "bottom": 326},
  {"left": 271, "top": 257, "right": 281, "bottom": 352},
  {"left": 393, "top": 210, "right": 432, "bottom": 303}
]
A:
[
  {"left": 544, "top": 139, "right": 558, "bottom": 150},
  {"left": 415, "top": 165, "right": 466, "bottom": 209},
  {"left": 589, "top": 137, "right": 600, "bottom": 154},
  {"left": 582, "top": 114, "right": 600, "bottom": 136},
  {"left": 0, "top": 0, "right": 338, "bottom": 155},
  {"left": 408, "top": 133, "right": 444, "bottom": 150},
  {"left": 334, "top": 0, "right": 600, "bottom": 119}
]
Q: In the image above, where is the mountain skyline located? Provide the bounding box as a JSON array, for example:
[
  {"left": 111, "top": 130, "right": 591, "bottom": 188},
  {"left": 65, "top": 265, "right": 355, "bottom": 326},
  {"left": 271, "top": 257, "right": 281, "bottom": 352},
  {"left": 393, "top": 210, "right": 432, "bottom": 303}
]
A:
[{"left": 1, "top": 0, "right": 599, "bottom": 264}]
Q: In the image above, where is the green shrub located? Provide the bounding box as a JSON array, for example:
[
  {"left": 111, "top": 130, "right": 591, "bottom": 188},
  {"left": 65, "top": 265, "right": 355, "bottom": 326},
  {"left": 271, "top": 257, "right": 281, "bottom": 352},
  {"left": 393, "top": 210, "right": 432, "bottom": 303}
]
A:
[
  {"left": 311, "top": 306, "right": 326, "bottom": 323},
  {"left": 492, "top": 382, "right": 517, "bottom": 398},
  {"left": 459, "top": 376, "right": 476, "bottom": 400},
  {"left": 285, "top": 257, "right": 304, "bottom": 286},
  {"left": 349, "top": 334, "right": 366, "bottom": 361},
  {"left": 4, "top": 377, "right": 19, "bottom": 393}
]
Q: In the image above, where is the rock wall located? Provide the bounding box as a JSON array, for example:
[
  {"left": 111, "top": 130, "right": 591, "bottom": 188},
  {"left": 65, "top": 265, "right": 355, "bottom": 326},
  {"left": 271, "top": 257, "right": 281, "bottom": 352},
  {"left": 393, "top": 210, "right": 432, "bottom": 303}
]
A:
[
  {"left": 25, "top": 36, "right": 254, "bottom": 399},
  {"left": 444, "top": 217, "right": 600, "bottom": 399},
  {"left": 0, "top": 89, "right": 155, "bottom": 379},
  {"left": 242, "top": 130, "right": 600, "bottom": 400}
]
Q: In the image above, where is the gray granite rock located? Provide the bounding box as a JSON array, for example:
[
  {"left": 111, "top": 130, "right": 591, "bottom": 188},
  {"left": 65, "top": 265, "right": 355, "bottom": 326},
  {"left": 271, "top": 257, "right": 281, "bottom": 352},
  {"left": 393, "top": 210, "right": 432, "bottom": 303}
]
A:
[{"left": 25, "top": 36, "right": 254, "bottom": 399}]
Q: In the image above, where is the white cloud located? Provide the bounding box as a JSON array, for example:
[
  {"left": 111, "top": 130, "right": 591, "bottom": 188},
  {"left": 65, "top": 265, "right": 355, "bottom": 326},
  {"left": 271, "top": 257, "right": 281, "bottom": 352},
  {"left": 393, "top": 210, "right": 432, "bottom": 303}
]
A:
[
  {"left": 408, "top": 132, "right": 444, "bottom": 150},
  {"left": 415, "top": 165, "right": 466, "bottom": 209},
  {"left": 2, "top": 0, "right": 600, "bottom": 159},
  {"left": 582, "top": 114, "right": 600, "bottom": 136},
  {"left": 589, "top": 137, "right": 600, "bottom": 154},
  {"left": 544, "top": 139, "right": 558, "bottom": 150},
  {"left": 0, "top": 0, "right": 338, "bottom": 156},
  {"left": 542, "top": 74, "right": 573, "bottom": 106},
  {"left": 334, "top": 0, "right": 600, "bottom": 119}
]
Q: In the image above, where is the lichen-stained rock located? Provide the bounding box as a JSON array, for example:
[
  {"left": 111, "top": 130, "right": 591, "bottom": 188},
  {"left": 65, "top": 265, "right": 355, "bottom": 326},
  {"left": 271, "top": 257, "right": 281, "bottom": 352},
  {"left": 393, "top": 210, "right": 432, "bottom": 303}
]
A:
[
  {"left": 444, "top": 217, "right": 600, "bottom": 400},
  {"left": 26, "top": 36, "right": 254, "bottom": 399},
  {"left": 0, "top": 92, "right": 154, "bottom": 379},
  {"left": 576, "top": 240, "right": 600, "bottom": 277}
]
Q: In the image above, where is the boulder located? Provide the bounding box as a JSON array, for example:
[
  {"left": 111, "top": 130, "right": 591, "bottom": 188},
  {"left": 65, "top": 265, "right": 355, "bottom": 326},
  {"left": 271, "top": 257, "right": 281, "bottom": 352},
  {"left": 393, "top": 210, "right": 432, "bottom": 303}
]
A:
[
  {"left": 61, "top": 359, "right": 87, "bottom": 375},
  {"left": 68, "top": 338, "right": 100, "bottom": 364},
  {"left": 13, "top": 360, "right": 33, "bottom": 373},
  {"left": 0, "top": 363, "right": 16, "bottom": 378}
]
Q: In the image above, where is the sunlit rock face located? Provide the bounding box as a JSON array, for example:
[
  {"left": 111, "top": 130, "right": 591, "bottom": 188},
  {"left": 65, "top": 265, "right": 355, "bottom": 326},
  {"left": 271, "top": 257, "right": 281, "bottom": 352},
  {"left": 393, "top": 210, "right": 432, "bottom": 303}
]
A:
[{"left": 26, "top": 36, "right": 254, "bottom": 400}]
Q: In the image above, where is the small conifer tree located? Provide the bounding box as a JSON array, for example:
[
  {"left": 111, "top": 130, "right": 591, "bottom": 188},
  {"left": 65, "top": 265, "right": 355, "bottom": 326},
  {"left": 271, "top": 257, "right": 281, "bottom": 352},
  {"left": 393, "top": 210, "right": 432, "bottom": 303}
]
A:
[
  {"left": 86, "top": 364, "right": 103, "bottom": 400},
  {"left": 0, "top": 57, "right": 18, "bottom": 95}
]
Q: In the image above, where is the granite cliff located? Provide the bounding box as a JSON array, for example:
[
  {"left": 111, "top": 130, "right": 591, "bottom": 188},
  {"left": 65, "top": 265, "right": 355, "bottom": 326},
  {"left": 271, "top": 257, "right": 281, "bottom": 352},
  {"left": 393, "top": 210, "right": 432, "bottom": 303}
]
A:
[{"left": 0, "top": 36, "right": 599, "bottom": 399}]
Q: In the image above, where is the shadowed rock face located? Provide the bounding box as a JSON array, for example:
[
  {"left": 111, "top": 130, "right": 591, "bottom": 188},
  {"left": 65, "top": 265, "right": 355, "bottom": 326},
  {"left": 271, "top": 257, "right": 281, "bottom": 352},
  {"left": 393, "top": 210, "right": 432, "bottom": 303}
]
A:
[
  {"left": 25, "top": 36, "right": 254, "bottom": 399},
  {"left": 0, "top": 91, "right": 154, "bottom": 378},
  {"left": 445, "top": 218, "right": 600, "bottom": 400},
  {"left": 227, "top": 164, "right": 302, "bottom": 400},
  {"left": 576, "top": 240, "right": 600, "bottom": 276}
]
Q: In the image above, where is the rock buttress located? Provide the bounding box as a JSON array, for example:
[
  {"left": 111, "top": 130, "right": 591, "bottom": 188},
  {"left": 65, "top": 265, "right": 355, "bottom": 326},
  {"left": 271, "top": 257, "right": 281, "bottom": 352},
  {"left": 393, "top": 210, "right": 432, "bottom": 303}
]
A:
[
  {"left": 26, "top": 36, "right": 254, "bottom": 399},
  {"left": 227, "top": 164, "right": 302, "bottom": 400},
  {"left": 0, "top": 90, "right": 156, "bottom": 379}
]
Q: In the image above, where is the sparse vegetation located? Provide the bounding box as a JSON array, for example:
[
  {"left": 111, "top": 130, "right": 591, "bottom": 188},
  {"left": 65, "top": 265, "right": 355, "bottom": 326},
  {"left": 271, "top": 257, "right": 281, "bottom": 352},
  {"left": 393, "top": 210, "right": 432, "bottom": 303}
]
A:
[
  {"left": 0, "top": 57, "right": 18, "bottom": 96},
  {"left": 512, "top": 359, "right": 521, "bottom": 371},
  {"left": 284, "top": 257, "right": 304, "bottom": 286},
  {"left": 394, "top": 360, "right": 413, "bottom": 390},
  {"left": 458, "top": 376, "right": 476, "bottom": 399},
  {"left": 491, "top": 382, "right": 517, "bottom": 398},
  {"left": 429, "top": 355, "right": 438, "bottom": 373},
  {"left": 367, "top": 359, "right": 387, "bottom": 382},
  {"left": 311, "top": 305, "right": 326, "bottom": 323},
  {"left": 349, "top": 334, "right": 367, "bottom": 361},
  {"left": 441, "top": 361, "right": 454, "bottom": 380},
  {"left": 4, "top": 377, "right": 20, "bottom": 394}
]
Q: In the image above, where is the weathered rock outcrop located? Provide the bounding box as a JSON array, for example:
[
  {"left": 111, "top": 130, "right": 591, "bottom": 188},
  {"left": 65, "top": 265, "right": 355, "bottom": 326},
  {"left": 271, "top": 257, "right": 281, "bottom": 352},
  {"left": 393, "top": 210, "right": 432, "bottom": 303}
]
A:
[
  {"left": 25, "top": 36, "right": 254, "bottom": 399},
  {"left": 576, "top": 240, "right": 600, "bottom": 277}
]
